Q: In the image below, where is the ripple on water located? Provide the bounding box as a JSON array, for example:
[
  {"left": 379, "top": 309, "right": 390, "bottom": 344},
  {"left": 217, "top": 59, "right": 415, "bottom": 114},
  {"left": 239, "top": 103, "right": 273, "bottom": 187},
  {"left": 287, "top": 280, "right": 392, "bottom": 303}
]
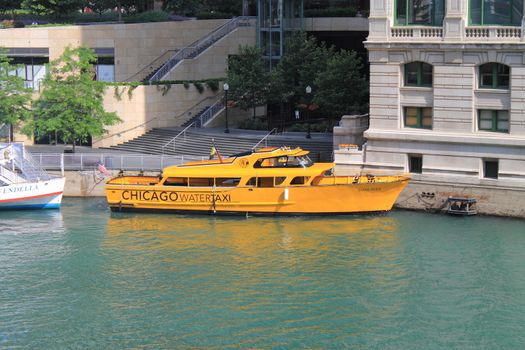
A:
[{"left": 1, "top": 199, "right": 525, "bottom": 348}]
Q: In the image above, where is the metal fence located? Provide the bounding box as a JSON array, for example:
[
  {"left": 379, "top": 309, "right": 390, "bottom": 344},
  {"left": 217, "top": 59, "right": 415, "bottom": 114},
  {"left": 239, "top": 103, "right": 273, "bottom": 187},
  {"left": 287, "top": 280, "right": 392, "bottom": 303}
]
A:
[{"left": 31, "top": 153, "right": 207, "bottom": 174}]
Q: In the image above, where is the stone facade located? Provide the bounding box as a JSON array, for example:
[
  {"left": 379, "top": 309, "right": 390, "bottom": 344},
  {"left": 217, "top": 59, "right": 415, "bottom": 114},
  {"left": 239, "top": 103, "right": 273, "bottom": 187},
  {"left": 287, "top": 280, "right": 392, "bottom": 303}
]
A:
[{"left": 336, "top": 0, "right": 525, "bottom": 215}]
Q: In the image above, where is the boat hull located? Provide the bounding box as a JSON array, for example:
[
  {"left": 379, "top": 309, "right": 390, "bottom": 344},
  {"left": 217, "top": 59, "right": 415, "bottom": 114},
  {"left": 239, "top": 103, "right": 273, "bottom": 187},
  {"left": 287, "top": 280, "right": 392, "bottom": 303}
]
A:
[
  {"left": 105, "top": 178, "right": 409, "bottom": 215},
  {"left": 0, "top": 177, "right": 65, "bottom": 210}
]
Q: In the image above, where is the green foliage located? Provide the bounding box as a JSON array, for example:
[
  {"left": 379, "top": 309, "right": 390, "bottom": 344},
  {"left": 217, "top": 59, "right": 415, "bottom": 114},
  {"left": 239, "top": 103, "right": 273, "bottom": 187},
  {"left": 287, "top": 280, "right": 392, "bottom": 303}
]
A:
[
  {"left": 227, "top": 45, "right": 270, "bottom": 117},
  {"left": 163, "top": 0, "right": 200, "bottom": 16},
  {"left": 195, "top": 11, "right": 232, "bottom": 19},
  {"left": 205, "top": 79, "right": 219, "bottom": 92},
  {"left": 164, "top": 0, "right": 241, "bottom": 17},
  {"left": 193, "top": 81, "right": 204, "bottom": 93},
  {"left": 124, "top": 10, "right": 170, "bottom": 23},
  {"left": 237, "top": 117, "right": 267, "bottom": 131},
  {"left": 0, "top": 0, "right": 22, "bottom": 16},
  {"left": 22, "top": 0, "right": 83, "bottom": 17},
  {"left": 270, "top": 31, "right": 332, "bottom": 106},
  {"left": 0, "top": 53, "right": 32, "bottom": 139},
  {"left": 28, "top": 46, "right": 121, "bottom": 151},
  {"left": 304, "top": 7, "right": 358, "bottom": 17},
  {"left": 313, "top": 50, "right": 368, "bottom": 117},
  {"left": 85, "top": 0, "right": 116, "bottom": 16}
]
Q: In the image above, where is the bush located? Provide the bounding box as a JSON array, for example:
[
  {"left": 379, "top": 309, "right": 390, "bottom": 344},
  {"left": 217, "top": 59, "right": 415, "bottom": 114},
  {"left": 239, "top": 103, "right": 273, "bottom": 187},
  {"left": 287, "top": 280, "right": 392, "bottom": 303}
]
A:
[
  {"left": 195, "top": 11, "right": 235, "bottom": 19},
  {"left": 286, "top": 120, "right": 334, "bottom": 133},
  {"left": 238, "top": 117, "right": 268, "bottom": 131},
  {"left": 124, "top": 11, "right": 170, "bottom": 23},
  {"left": 14, "top": 21, "right": 25, "bottom": 28},
  {"left": 304, "top": 7, "right": 360, "bottom": 17},
  {"left": 1, "top": 19, "right": 14, "bottom": 28}
]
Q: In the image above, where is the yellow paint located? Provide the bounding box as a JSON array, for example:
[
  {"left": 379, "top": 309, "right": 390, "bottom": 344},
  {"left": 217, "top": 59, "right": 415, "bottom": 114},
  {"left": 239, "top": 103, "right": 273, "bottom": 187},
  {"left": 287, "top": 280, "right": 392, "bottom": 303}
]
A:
[{"left": 105, "top": 147, "right": 410, "bottom": 214}]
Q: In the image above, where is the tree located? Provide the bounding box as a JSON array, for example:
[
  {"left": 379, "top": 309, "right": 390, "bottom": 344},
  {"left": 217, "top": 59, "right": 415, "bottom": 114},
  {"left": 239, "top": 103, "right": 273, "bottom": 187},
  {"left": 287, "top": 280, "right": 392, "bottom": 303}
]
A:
[
  {"left": 163, "top": 0, "right": 201, "bottom": 16},
  {"left": 313, "top": 50, "right": 368, "bottom": 117},
  {"left": 28, "top": 47, "right": 121, "bottom": 152},
  {"left": 22, "top": 0, "right": 83, "bottom": 17},
  {"left": 0, "top": 53, "right": 33, "bottom": 142},
  {"left": 270, "top": 31, "right": 332, "bottom": 115},
  {"left": 227, "top": 45, "right": 270, "bottom": 119},
  {"left": 0, "top": 0, "right": 22, "bottom": 17},
  {"left": 85, "top": 0, "right": 115, "bottom": 16}
]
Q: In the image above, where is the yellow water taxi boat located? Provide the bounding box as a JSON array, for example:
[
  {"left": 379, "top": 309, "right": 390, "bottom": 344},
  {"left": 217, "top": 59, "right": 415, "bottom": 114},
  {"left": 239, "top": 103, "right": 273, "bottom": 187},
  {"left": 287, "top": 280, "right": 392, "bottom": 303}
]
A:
[{"left": 105, "top": 147, "right": 409, "bottom": 215}]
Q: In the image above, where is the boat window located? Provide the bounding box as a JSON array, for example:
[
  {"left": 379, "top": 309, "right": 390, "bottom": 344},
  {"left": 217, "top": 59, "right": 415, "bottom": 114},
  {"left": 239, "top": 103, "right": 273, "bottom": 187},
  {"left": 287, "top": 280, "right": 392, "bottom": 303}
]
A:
[
  {"left": 188, "top": 178, "right": 214, "bottom": 187},
  {"left": 254, "top": 155, "right": 313, "bottom": 168},
  {"left": 246, "top": 177, "right": 257, "bottom": 187},
  {"left": 275, "top": 176, "right": 286, "bottom": 186},
  {"left": 290, "top": 176, "right": 310, "bottom": 185},
  {"left": 258, "top": 177, "right": 274, "bottom": 188},
  {"left": 216, "top": 177, "right": 241, "bottom": 187},
  {"left": 163, "top": 177, "right": 188, "bottom": 186}
]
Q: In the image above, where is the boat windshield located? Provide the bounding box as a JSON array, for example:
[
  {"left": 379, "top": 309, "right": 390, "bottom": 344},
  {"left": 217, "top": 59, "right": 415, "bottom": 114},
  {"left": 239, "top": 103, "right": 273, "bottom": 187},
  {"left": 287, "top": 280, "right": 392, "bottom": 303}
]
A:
[{"left": 255, "top": 155, "right": 313, "bottom": 168}]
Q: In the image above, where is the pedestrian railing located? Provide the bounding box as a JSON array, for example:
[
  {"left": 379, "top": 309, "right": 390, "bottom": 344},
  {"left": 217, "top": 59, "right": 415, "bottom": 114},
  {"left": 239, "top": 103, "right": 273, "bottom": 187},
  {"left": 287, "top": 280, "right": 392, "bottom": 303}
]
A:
[{"left": 31, "top": 153, "right": 207, "bottom": 174}]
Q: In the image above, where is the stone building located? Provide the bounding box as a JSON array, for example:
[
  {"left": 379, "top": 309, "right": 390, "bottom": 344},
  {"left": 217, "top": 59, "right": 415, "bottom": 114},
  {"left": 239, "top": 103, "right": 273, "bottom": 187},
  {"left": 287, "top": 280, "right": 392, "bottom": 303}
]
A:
[{"left": 336, "top": 0, "right": 525, "bottom": 216}]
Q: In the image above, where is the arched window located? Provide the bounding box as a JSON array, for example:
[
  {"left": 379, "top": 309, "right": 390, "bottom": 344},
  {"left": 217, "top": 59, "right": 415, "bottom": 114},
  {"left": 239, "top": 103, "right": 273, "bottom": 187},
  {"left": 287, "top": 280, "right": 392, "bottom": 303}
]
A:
[
  {"left": 395, "top": 0, "right": 445, "bottom": 26},
  {"left": 479, "top": 63, "right": 510, "bottom": 89},
  {"left": 404, "top": 62, "right": 433, "bottom": 87},
  {"left": 470, "top": 0, "right": 522, "bottom": 25}
]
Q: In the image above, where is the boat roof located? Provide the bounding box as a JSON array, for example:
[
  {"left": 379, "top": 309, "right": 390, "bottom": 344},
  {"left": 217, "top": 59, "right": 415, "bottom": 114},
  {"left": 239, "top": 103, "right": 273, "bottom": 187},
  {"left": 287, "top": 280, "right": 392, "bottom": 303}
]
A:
[{"left": 163, "top": 147, "right": 333, "bottom": 178}]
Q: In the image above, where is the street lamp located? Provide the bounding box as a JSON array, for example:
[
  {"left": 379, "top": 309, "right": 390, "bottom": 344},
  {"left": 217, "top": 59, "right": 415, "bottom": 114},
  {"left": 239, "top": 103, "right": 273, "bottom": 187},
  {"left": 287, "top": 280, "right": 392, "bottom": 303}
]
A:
[
  {"left": 305, "top": 85, "right": 312, "bottom": 139},
  {"left": 223, "top": 83, "right": 230, "bottom": 133}
]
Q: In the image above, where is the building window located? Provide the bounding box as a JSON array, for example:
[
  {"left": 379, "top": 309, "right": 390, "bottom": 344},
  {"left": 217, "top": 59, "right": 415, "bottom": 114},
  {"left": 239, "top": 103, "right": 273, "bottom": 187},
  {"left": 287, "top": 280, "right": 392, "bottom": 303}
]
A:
[
  {"left": 478, "top": 110, "right": 509, "bottom": 132},
  {"left": 404, "top": 62, "right": 433, "bottom": 87},
  {"left": 483, "top": 159, "right": 499, "bottom": 179},
  {"left": 409, "top": 155, "right": 423, "bottom": 174},
  {"left": 470, "top": 0, "right": 523, "bottom": 25},
  {"left": 8, "top": 56, "right": 48, "bottom": 90},
  {"left": 404, "top": 107, "right": 433, "bottom": 129},
  {"left": 395, "top": 0, "right": 445, "bottom": 26},
  {"left": 479, "top": 63, "right": 509, "bottom": 89}
]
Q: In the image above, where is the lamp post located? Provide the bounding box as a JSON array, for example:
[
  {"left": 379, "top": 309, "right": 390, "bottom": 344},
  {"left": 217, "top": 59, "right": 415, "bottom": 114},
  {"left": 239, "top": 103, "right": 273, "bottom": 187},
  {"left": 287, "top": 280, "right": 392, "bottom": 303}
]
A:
[
  {"left": 223, "top": 83, "right": 230, "bottom": 133},
  {"left": 305, "top": 85, "right": 312, "bottom": 139}
]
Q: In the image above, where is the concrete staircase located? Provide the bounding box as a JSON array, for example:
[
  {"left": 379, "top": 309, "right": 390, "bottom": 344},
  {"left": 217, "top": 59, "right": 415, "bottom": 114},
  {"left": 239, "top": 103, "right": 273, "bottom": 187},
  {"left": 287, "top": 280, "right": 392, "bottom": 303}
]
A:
[
  {"left": 102, "top": 128, "right": 334, "bottom": 161},
  {"left": 146, "top": 16, "right": 255, "bottom": 83}
]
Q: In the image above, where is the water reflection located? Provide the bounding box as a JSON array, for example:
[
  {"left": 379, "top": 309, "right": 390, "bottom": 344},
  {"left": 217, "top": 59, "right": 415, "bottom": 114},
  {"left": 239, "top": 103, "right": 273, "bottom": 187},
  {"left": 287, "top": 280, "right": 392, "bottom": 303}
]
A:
[{"left": 104, "top": 213, "right": 400, "bottom": 251}]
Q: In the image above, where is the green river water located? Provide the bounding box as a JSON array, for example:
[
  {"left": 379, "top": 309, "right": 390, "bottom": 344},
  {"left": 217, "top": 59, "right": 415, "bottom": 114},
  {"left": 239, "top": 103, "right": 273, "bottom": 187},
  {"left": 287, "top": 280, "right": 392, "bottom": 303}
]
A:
[{"left": 1, "top": 197, "right": 524, "bottom": 349}]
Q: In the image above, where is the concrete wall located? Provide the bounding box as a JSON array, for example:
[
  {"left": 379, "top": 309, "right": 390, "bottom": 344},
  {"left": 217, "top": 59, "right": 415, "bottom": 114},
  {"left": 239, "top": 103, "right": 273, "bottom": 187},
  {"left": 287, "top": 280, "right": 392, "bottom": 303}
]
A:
[
  {"left": 0, "top": 20, "right": 227, "bottom": 82},
  {"left": 94, "top": 83, "right": 217, "bottom": 148},
  {"left": 165, "top": 26, "right": 256, "bottom": 81}
]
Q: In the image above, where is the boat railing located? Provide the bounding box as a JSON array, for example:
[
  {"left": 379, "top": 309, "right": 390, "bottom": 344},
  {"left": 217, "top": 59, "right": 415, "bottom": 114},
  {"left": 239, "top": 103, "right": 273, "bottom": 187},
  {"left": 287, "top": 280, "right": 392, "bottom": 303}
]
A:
[
  {"left": 32, "top": 153, "right": 207, "bottom": 173},
  {"left": 9, "top": 144, "right": 52, "bottom": 181},
  {"left": 252, "top": 128, "right": 277, "bottom": 150},
  {"left": 0, "top": 165, "right": 25, "bottom": 184}
]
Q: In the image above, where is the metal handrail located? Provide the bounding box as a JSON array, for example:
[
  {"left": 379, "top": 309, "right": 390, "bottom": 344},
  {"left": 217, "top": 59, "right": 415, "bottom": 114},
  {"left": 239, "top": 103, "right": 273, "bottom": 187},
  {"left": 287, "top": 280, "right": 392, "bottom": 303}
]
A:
[
  {"left": 197, "top": 94, "right": 225, "bottom": 127},
  {"left": 148, "top": 16, "right": 255, "bottom": 83},
  {"left": 124, "top": 50, "right": 178, "bottom": 82},
  {"left": 199, "top": 103, "right": 224, "bottom": 127},
  {"left": 252, "top": 128, "right": 277, "bottom": 150},
  {"left": 97, "top": 117, "right": 158, "bottom": 142},
  {"left": 161, "top": 122, "right": 196, "bottom": 153}
]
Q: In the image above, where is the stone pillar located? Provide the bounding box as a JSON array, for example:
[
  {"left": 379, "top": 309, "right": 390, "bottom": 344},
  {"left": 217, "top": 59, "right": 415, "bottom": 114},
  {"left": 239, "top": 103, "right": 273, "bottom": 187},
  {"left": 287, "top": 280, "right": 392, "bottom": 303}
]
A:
[
  {"left": 367, "top": 0, "right": 390, "bottom": 41},
  {"left": 444, "top": 0, "right": 465, "bottom": 40},
  {"left": 333, "top": 114, "right": 369, "bottom": 149}
]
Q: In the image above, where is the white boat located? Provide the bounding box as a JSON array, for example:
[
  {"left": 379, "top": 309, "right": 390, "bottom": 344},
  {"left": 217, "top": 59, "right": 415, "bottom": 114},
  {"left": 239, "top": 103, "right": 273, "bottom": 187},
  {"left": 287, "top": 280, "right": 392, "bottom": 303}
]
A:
[{"left": 0, "top": 143, "right": 65, "bottom": 210}]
